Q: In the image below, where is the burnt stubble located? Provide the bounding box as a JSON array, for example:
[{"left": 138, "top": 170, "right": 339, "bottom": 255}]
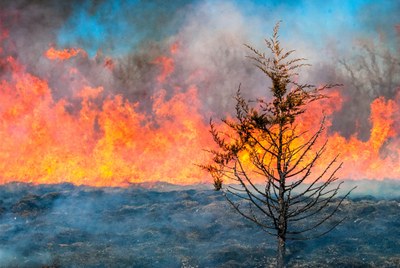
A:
[{"left": 0, "top": 181, "right": 399, "bottom": 267}]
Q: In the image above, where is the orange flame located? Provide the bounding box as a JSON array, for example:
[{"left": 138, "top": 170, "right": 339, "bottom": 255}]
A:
[
  {"left": 0, "top": 46, "right": 212, "bottom": 186},
  {"left": 0, "top": 37, "right": 400, "bottom": 187},
  {"left": 153, "top": 56, "right": 175, "bottom": 83},
  {"left": 45, "top": 46, "right": 85, "bottom": 61},
  {"left": 298, "top": 92, "right": 400, "bottom": 181}
]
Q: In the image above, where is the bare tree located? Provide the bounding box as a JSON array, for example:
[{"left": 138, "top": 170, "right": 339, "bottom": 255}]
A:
[
  {"left": 202, "top": 22, "right": 355, "bottom": 268},
  {"left": 335, "top": 35, "right": 400, "bottom": 140}
]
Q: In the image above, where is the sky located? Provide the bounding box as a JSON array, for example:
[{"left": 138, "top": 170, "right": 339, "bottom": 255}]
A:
[{"left": 52, "top": 0, "right": 396, "bottom": 57}]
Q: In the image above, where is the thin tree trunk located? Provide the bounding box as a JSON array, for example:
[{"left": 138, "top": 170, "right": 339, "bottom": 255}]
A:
[
  {"left": 277, "top": 195, "right": 287, "bottom": 268},
  {"left": 277, "top": 235, "right": 286, "bottom": 268}
]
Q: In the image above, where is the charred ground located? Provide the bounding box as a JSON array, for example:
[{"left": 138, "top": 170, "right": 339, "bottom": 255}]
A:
[{"left": 0, "top": 181, "right": 399, "bottom": 267}]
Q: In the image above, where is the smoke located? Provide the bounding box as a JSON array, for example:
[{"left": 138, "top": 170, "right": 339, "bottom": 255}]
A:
[
  {"left": 0, "top": 2, "right": 399, "bottom": 264},
  {"left": 0, "top": 0, "right": 399, "bottom": 184},
  {"left": 0, "top": 181, "right": 398, "bottom": 266},
  {"left": 1, "top": 0, "right": 398, "bottom": 119}
]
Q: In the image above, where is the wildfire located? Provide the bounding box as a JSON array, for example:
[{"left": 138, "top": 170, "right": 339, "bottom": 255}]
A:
[
  {"left": 0, "top": 31, "right": 399, "bottom": 187},
  {"left": 45, "top": 47, "right": 85, "bottom": 61},
  {"left": 288, "top": 90, "right": 400, "bottom": 181},
  {"left": 0, "top": 40, "right": 212, "bottom": 186}
]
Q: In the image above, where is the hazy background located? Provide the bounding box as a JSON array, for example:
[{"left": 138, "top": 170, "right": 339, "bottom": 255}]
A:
[{"left": 0, "top": 0, "right": 399, "bottom": 140}]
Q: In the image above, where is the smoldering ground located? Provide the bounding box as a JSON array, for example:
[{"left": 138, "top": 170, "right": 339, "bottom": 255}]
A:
[{"left": 0, "top": 181, "right": 399, "bottom": 267}]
